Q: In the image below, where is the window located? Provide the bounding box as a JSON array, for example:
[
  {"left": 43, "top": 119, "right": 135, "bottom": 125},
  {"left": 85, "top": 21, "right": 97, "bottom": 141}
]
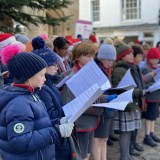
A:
[
  {"left": 91, "top": 0, "right": 100, "bottom": 22},
  {"left": 122, "top": 0, "right": 141, "bottom": 20}
]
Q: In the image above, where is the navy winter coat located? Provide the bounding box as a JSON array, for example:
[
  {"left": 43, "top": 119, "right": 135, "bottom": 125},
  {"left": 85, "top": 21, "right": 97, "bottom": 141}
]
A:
[
  {"left": 37, "top": 74, "right": 71, "bottom": 160},
  {"left": 37, "top": 74, "right": 64, "bottom": 126},
  {"left": 0, "top": 85, "right": 60, "bottom": 160}
]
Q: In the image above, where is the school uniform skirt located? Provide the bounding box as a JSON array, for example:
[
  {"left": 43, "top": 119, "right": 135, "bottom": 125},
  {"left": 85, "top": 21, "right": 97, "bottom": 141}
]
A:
[
  {"left": 142, "top": 102, "right": 159, "bottom": 120},
  {"left": 114, "top": 110, "right": 141, "bottom": 132}
]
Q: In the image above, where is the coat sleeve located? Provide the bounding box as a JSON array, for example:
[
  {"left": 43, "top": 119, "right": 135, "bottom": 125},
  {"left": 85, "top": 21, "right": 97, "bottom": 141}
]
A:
[
  {"left": 5, "top": 101, "right": 60, "bottom": 153},
  {"left": 112, "top": 67, "right": 142, "bottom": 99},
  {"left": 141, "top": 67, "right": 154, "bottom": 84},
  {"left": 37, "top": 88, "right": 64, "bottom": 120},
  {"left": 111, "top": 67, "right": 126, "bottom": 87}
]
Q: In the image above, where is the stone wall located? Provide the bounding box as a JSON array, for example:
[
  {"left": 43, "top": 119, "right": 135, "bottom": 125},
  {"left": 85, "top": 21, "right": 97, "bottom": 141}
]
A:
[{"left": 24, "top": 0, "right": 79, "bottom": 39}]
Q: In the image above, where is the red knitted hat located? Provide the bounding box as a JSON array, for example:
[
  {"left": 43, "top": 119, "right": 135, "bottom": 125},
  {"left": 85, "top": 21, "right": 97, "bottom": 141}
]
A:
[
  {"left": 147, "top": 48, "right": 160, "bottom": 60},
  {"left": 89, "top": 34, "right": 97, "bottom": 43}
]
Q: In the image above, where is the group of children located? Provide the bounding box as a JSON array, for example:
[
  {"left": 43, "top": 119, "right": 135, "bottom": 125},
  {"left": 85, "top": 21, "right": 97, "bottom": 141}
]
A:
[{"left": 0, "top": 32, "right": 160, "bottom": 160}]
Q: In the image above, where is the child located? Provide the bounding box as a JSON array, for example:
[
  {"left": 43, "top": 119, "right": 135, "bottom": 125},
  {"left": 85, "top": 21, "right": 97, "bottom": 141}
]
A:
[
  {"left": 32, "top": 36, "right": 73, "bottom": 160},
  {"left": 111, "top": 43, "right": 145, "bottom": 160},
  {"left": 61, "top": 41, "right": 104, "bottom": 160},
  {"left": 53, "top": 37, "right": 71, "bottom": 74},
  {"left": 129, "top": 45, "right": 145, "bottom": 156},
  {"left": 141, "top": 48, "right": 160, "bottom": 147},
  {"left": 0, "top": 44, "right": 74, "bottom": 160},
  {"left": 92, "top": 44, "right": 117, "bottom": 160}
]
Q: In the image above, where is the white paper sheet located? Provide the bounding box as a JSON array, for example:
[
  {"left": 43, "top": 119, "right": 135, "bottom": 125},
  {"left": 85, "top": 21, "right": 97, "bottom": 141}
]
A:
[
  {"left": 117, "top": 69, "right": 137, "bottom": 88},
  {"left": 56, "top": 75, "right": 70, "bottom": 88},
  {"left": 93, "top": 101, "right": 130, "bottom": 111},
  {"left": 92, "top": 89, "right": 134, "bottom": 111},
  {"left": 66, "top": 60, "right": 111, "bottom": 97},
  {"left": 62, "top": 83, "right": 103, "bottom": 123},
  {"left": 154, "top": 67, "right": 160, "bottom": 81}
]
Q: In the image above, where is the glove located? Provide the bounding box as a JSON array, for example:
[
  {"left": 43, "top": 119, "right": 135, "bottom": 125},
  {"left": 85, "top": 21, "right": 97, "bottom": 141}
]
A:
[
  {"left": 60, "top": 115, "right": 72, "bottom": 124},
  {"left": 107, "top": 94, "right": 117, "bottom": 102},
  {"left": 60, "top": 117, "right": 68, "bottom": 124},
  {"left": 59, "top": 123, "right": 74, "bottom": 138},
  {"left": 105, "top": 94, "right": 117, "bottom": 113}
]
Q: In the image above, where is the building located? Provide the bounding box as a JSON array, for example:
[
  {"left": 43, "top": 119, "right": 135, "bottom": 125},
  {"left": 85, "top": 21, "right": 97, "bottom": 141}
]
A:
[{"left": 79, "top": 0, "right": 160, "bottom": 46}]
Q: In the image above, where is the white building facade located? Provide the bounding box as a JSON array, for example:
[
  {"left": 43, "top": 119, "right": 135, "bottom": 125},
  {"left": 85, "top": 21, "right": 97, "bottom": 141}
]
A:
[{"left": 79, "top": 0, "right": 160, "bottom": 46}]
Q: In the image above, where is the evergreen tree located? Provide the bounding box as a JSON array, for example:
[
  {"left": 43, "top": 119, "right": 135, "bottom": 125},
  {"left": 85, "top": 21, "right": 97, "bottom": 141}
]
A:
[{"left": 0, "top": 0, "right": 72, "bottom": 33}]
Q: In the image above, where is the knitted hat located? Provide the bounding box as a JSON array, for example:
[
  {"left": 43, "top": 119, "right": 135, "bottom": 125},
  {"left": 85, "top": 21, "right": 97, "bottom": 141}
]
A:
[
  {"left": 32, "top": 36, "right": 58, "bottom": 66},
  {"left": 1, "top": 44, "right": 47, "bottom": 83},
  {"left": 0, "top": 33, "right": 16, "bottom": 50},
  {"left": 147, "top": 48, "right": 160, "bottom": 60},
  {"left": 97, "top": 44, "right": 116, "bottom": 60},
  {"left": 15, "top": 34, "right": 30, "bottom": 44},
  {"left": 89, "top": 34, "right": 97, "bottom": 43},
  {"left": 115, "top": 44, "right": 134, "bottom": 60}
]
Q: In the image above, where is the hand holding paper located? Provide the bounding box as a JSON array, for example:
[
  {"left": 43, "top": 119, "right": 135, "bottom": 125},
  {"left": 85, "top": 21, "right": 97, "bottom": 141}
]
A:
[{"left": 92, "top": 89, "right": 134, "bottom": 111}]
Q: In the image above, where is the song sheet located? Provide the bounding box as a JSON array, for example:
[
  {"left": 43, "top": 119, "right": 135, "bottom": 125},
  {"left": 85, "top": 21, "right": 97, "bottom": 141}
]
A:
[
  {"left": 66, "top": 60, "right": 111, "bottom": 97},
  {"left": 92, "top": 89, "right": 134, "bottom": 111},
  {"left": 117, "top": 69, "right": 137, "bottom": 88},
  {"left": 63, "top": 84, "right": 103, "bottom": 123}
]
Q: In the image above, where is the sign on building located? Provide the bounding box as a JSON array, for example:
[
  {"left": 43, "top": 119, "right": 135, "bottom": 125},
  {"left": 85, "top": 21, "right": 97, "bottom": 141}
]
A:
[{"left": 75, "top": 20, "right": 93, "bottom": 39}]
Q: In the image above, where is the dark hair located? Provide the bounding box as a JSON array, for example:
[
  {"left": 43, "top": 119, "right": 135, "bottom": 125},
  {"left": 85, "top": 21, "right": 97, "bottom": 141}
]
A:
[
  {"left": 53, "top": 37, "right": 70, "bottom": 51},
  {"left": 156, "top": 41, "right": 160, "bottom": 48},
  {"left": 132, "top": 45, "right": 143, "bottom": 57}
]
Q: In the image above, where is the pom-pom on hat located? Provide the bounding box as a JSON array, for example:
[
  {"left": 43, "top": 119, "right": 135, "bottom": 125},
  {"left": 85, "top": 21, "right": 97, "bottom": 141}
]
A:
[
  {"left": 40, "top": 33, "right": 48, "bottom": 41},
  {"left": 1, "top": 46, "right": 47, "bottom": 83},
  {"left": 147, "top": 48, "right": 160, "bottom": 60},
  {"left": 115, "top": 44, "right": 134, "bottom": 60},
  {"left": 32, "top": 36, "right": 58, "bottom": 66},
  {"left": 1, "top": 44, "right": 21, "bottom": 65},
  {"left": 97, "top": 44, "right": 117, "bottom": 61}
]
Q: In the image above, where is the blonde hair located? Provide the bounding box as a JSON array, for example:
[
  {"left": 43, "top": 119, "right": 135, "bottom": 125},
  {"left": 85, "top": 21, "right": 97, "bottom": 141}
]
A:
[
  {"left": 142, "top": 43, "right": 151, "bottom": 51},
  {"left": 72, "top": 41, "right": 98, "bottom": 63},
  {"left": 128, "top": 41, "right": 135, "bottom": 47},
  {"left": 113, "top": 39, "right": 125, "bottom": 47},
  {"left": 45, "top": 40, "right": 54, "bottom": 50},
  {"left": 104, "top": 38, "right": 114, "bottom": 46}
]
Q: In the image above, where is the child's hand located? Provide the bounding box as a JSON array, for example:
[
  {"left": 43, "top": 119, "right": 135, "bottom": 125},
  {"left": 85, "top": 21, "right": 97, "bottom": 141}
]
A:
[
  {"left": 59, "top": 123, "right": 74, "bottom": 138},
  {"left": 149, "top": 71, "right": 155, "bottom": 77},
  {"left": 107, "top": 94, "right": 117, "bottom": 102},
  {"left": 2, "top": 71, "right": 9, "bottom": 78}
]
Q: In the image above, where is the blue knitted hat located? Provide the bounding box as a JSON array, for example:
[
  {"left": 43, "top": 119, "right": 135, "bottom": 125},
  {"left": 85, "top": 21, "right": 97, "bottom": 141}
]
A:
[
  {"left": 32, "top": 36, "right": 58, "bottom": 66},
  {"left": 98, "top": 44, "right": 117, "bottom": 60},
  {"left": 8, "top": 53, "right": 47, "bottom": 83}
]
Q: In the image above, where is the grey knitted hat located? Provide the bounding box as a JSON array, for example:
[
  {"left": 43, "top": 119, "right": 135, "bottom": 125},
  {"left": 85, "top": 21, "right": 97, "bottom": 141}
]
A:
[{"left": 97, "top": 44, "right": 116, "bottom": 60}]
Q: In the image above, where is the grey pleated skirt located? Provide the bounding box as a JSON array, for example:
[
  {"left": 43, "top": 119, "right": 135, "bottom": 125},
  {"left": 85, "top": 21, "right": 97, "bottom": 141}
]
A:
[{"left": 114, "top": 110, "right": 141, "bottom": 132}]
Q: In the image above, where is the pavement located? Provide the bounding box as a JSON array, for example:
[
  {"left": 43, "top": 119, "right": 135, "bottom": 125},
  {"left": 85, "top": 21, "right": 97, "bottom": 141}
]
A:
[{"left": 107, "top": 118, "right": 160, "bottom": 160}]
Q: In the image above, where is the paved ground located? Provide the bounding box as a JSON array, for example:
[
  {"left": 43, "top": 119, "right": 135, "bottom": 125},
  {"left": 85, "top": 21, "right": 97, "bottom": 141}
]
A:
[{"left": 107, "top": 118, "right": 160, "bottom": 160}]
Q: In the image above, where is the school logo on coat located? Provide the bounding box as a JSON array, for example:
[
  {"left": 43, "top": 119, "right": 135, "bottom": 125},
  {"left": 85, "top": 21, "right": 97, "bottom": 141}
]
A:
[{"left": 13, "top": 123, "right": 25, "bottom": 133}]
